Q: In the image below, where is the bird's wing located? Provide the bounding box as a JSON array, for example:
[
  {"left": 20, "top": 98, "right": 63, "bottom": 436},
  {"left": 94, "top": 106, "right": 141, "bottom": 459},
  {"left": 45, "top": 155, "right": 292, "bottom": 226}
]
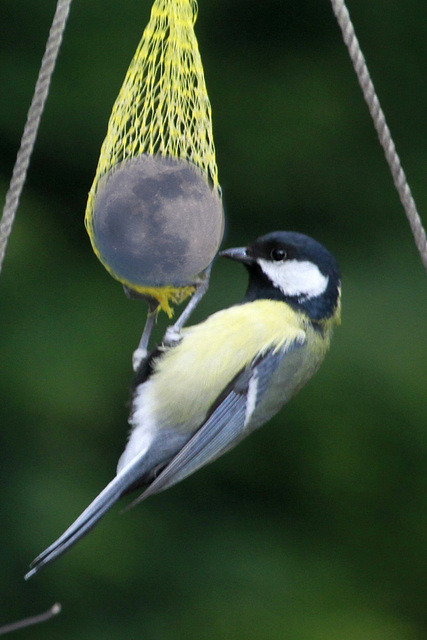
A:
[{"left": 128, "top": 340, "right": 302, "bottom": 506}]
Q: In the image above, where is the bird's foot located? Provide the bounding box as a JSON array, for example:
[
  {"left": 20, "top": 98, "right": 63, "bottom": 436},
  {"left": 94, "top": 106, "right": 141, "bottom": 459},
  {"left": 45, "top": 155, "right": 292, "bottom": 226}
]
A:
[
  {"left": 164, "top": 326, "right": 183, "bottom": 346},
  {"left": 132, "top": 347, "right": 148, "bottom": 372}
]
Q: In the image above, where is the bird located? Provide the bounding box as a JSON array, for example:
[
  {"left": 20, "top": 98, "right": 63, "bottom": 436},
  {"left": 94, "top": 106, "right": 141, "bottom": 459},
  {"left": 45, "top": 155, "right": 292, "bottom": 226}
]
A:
[{"left": 25, "top": 230, "right": 341, "bottom": 579}]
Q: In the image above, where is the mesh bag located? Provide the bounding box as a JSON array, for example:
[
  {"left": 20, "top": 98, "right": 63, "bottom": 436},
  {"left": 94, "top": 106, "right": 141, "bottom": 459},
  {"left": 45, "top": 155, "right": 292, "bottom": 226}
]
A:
[{"left": 85, "top": 0, "right": 223, "bottom": 314}]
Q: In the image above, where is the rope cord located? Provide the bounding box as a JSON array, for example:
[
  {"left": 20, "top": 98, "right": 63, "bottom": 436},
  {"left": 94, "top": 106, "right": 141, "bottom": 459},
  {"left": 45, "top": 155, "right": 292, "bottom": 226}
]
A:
[
  {"left": 330, "top": 0, "right": 427, "bottom": 273},
  {"left": 0, "top": 604, "right": 61, "bottom": 636},
  {"left": 0, "top": 0, "right": 73, "bottom": 276}
]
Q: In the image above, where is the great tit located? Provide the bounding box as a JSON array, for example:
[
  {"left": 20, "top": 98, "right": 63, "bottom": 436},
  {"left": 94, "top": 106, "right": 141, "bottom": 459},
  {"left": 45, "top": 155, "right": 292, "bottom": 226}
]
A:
[{"left": 25, "top": 230, "right": 341, "bottom": 579}]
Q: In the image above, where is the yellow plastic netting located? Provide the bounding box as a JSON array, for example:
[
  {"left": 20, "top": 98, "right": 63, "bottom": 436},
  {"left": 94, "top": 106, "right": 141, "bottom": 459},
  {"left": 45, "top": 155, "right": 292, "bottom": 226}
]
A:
[
  {"left": 86, "top": 0, "right": 219, "bottom": 227},
  {"left": 85, "top": 0, "right": 222, "bottom": 314}
]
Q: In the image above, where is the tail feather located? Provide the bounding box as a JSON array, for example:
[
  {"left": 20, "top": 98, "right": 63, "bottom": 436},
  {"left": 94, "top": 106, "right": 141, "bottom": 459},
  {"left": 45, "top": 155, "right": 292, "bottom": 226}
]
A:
[{"left": 25, "top": 455, "right": 148, "bottom": 579}]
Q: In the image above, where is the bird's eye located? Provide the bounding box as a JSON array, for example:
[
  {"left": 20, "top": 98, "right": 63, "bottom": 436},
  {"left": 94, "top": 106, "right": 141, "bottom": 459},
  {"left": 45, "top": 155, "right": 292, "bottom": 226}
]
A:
[{"left": 270, "top": 248, "right": 286, "bottom": 262}]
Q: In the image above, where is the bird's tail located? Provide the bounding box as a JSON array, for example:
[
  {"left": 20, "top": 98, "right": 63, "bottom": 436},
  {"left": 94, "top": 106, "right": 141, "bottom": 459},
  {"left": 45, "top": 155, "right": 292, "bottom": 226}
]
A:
[{"left": 25, "top": 458, "right": 145, "bottom": 580}]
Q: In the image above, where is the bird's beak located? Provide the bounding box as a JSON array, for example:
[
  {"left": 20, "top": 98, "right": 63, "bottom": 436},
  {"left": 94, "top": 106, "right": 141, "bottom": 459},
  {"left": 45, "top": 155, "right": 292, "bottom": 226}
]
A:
[{"left": 219, "top": 246, "right": 254, "bottom": 265}]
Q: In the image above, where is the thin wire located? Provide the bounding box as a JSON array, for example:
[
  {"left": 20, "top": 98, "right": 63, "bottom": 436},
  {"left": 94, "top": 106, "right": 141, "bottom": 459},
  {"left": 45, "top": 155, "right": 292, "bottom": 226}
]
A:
[
  {"left": 0, "top": 603, "right": 61, "bottom": 636},
  {"left": 0, "top": 0, "right": 73, "bottom": 276},
  {"left": 330, "top": 0, "right": 427, "bottom": 274}
]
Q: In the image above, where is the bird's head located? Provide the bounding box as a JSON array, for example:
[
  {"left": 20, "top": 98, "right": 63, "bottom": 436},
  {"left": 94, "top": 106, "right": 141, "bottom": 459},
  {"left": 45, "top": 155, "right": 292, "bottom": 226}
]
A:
[{"left": 221, "top": 231, "right": 341, "bottom": 322}]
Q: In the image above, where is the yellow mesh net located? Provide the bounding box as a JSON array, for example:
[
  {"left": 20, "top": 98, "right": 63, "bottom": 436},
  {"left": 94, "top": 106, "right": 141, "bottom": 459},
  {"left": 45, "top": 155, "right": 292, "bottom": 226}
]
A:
[
  {"left": 86, "top": 0, "right": 219, "bottom": 226},
  {"left": 85, "top": 0, "right": 221, "bottom": 315}
]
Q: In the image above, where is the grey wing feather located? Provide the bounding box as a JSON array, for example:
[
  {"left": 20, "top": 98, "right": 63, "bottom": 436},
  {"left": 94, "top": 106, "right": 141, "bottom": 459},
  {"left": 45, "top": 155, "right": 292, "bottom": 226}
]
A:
[
  {"left": 129, "top": 344, "right": 297, "bottom": 506},
  {"left": 131, "top": 389, "right": 247, "bottom": 504},
  {"left": 250, "top": 347, "right": 292, "bottom": 397}
]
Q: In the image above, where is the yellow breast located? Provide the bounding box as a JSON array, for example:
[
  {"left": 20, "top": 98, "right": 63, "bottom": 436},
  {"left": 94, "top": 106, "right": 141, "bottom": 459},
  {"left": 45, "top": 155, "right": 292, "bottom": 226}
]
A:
[{"left": 147, "top": 300, "right": 307, "bottom": 431}]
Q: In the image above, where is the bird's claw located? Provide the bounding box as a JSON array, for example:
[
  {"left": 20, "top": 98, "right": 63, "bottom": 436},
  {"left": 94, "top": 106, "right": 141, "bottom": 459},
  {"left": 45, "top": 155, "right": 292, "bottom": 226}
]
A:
[
  {"left": 132, "top": 347, "right": 148, "bottom": 372},
  {"left": 164, "top": 326, "right": 183, "bottom": 346}
]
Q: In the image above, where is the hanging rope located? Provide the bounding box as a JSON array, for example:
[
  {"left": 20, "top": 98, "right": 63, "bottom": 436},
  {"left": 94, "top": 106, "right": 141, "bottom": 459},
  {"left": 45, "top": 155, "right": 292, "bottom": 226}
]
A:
[
  {"left": 330, "top": 0, "right": 427, "bottom": 274},
  {"left": 0, "top": 0, "right": 73, "bottom": 276},
  {"left": 0, "top": 603, "right": 61, "bottom": 636}
]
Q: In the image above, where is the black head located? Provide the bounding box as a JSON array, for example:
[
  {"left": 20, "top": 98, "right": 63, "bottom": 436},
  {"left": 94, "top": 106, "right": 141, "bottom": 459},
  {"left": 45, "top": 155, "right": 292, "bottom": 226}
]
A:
[{"left": 220, "top": 231, "right": 341, "bottom": 321}]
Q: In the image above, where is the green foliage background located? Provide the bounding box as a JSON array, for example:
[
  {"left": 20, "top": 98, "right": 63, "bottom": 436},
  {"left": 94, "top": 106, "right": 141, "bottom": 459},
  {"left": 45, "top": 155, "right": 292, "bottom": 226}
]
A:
[{"left": 1, "top": 1, "right": 426, "bottom": 638}]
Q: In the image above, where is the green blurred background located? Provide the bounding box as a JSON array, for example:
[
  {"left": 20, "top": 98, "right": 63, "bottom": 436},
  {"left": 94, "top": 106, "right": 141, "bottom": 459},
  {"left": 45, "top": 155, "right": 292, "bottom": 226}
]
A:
[{"left": 1, "top": 0, "right": 427, "bottom": 638}]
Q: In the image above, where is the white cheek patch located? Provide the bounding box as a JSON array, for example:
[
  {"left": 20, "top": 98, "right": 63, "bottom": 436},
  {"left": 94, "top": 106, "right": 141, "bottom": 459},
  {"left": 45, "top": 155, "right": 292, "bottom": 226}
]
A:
[{"left": 258, "top": 259, "right": 329, "bottom": 299}]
